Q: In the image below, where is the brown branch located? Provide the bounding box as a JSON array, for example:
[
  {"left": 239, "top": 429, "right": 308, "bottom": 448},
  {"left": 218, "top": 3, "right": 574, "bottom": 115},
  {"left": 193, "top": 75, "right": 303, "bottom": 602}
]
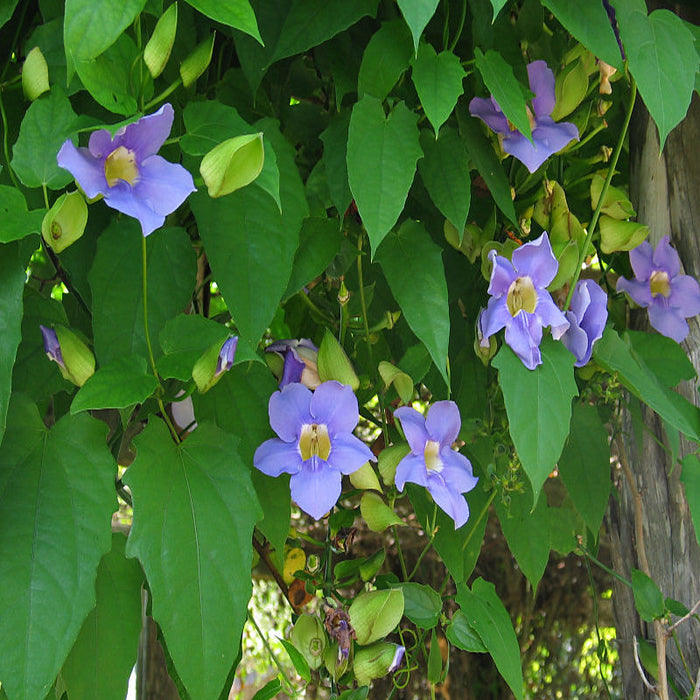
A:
[
  {"left": 252, "top": 532, "right": 289, "bottom": 600},
  {"left": 666, "top": 598, "right": 700, "bottom": 635}
]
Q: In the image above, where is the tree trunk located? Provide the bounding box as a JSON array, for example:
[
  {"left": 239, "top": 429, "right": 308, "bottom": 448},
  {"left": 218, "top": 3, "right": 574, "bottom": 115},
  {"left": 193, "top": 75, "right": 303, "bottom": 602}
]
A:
[
  {"left": 137, "top": 613, "right": 182, "bottom": 700},
  {"left": 607, "top": 86, "right": 700, "bottom": 698}
]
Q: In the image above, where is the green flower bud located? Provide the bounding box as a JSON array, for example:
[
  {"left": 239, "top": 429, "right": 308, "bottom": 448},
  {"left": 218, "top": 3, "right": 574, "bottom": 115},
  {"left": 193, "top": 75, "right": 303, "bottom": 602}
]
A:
[
  {"left": 551, "top": 59, "right": 588, "bottom": 121},
  {"left": 200, "top": 133, "right": 265, "bottom": 198},
  {"left": 180, "top": 32, "right": 215, "bottom": 88},
  {"left": 144, "top": 2, "right": 178, "bottom": 78},
  {"left": 348, "top": 588, "right": 404, "bottom": 646},
  {"left": 353, "top": 642, "right": 405, "bottom": 686},
  {"left": 54, "top": 325, "right": 95, "bottom": 387},
  {"left": 41, "top": 191, "right": 88, "bottom": 253},
  {"left": 378, "top": 361, "right": 413, "bottom": 405},
  {"left": 22, "top": 46, "right": 50, "bottom": 101},
  {"left": 600, "top": 216, "right": 649, "bottom": 255},
  {"left": 290, "top": 614, "right": 327, "bottom": 671},
  {"left": 192, "top": 337, "right": 238, "bottom": 393},
  {"left": 317, "top": 328, "right": 359, "bottom": 390}
]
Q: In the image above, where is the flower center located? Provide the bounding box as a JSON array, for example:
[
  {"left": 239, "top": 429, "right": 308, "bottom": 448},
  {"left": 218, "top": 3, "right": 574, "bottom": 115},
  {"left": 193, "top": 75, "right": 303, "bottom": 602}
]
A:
[
  {"left": 506, "top": 276, "right": 537, "bottom": 316},
  {"left": 104, "top": 146, "right": 139, "bottom": 187},
  {"left": 423, "top": 440, "right": 443, "bottom": 472},
  {"left": 299, "top": 423, "right": 331, "bottom": 461},
  {"left": 650, "top": 270, "right": 671, "bottom": 298}
]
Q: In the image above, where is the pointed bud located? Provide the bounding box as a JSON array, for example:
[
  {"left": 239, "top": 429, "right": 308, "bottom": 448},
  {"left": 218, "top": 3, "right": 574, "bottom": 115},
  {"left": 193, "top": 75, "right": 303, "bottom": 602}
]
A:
[
  {"left": 180, "top": 32, "right": 215, "bottom": 87},
  {"left": 338, "top": 279, "right": 350, "bottom": 305},
  {"left": 600, "top": 216, "right": 649, "bottom": 255},
  {"left": 377, "top": 444, "right": 410, "bottom": 486},
  {"left": 378, "top": 361, "right": 413, "bottom": 405},
  {"left": 42, "top": 325, "right": 95, "bottom": 387},
  {"left": 144, "top": 3, "right": 178, "bottom": 78},
  {"left": 317, "top": 328, "right": 359, "bottom": 390},
  {"left": 552, "top": 59, "right": 588, "bottom": 120},
  {"left": 353, "top": 643, "right": 405, "bottom": 686},
  {"left": 22, "top": 46, "right": 49, "bottom": 101},
  {"left": 290, "top": 615, "right": 327, "bottom": 671},
  {"left": 474, "top": 310, "right": 497, "bottom": 366},
  {"left": 192, "top": 336, "right": 238, "bottom": 392},
  {"left": 42, "top": 191, "right": 88, "bottom": 253},
  {"left": 200, "top": 132, "right": 265, "bottom": 198},
  {"left": 349, "top": 588, "right": 404, "bottom": 646}
]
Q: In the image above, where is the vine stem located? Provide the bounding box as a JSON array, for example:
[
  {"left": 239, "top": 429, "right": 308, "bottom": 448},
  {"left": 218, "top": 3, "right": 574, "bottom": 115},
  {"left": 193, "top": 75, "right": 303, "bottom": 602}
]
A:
[
  {"left": 0, "top": 89, "right": 20, "bottom": 188},
  {"left": 143, "top": 79, "right": 182, "bottom": 112},
  {"left": 564, "top": 77, "right": 637, "bottom": 311},
  {"left": 247, "top": 609, "right": 297, "bottom": 697},
  {"left": 461, "top": 488, "right": 496, "bottom": 552}
]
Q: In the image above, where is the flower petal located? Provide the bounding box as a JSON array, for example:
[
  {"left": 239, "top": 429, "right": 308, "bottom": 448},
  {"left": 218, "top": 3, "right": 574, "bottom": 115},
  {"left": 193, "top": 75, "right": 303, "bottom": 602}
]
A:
[
  {"left": 534, "top": 293, "right": 570, "bottom": 339},
  {"left": 269, "top": 383, "right": 313, "bottom": 442},
  {"left": 532, "top": 117, "right": 579, "bottom": 154},
  {"left": 511, "top": 232, "right": 559, "bottom": 288},
  {"left": 133, "top": 154, "right": 196, "bottom": 217},
  {"left": 648, "top": 303, "right": 691, "bottom": 343},
  {"left": 121, "top": 103, "right": 174, "bottom": 160},
  {"left": 480, "top": 295, "right": 512, "bottom": 340},
  {"left": 328, "top": 433, "right": 375, "bottom": 475},
  {"left": 254, "top": 438, "right": 304, "bottom": 477},
  {"left": 394, "top": 406, "right": 429, "bottom": 454},
  {"left": 290, "top": 459, "right": 342, "bottom": 519},
  {"left": 469, "top": 96, "right": 509, "bottom": 134},
  {"left": 425, "top": 400, "right": 461, "bottom": 447},
  {"left": 561, "top": 312, "right": 589, "bottom": 366},
  {"left": 56, "top": 141, "right": 108, "bottom": 199},
  {"left": 426, "top": 474, "right": 470, "bottom": 528},
  {"left": 670, "top": 275, "right": 700, "bottom": 317},
  {"left": 280, "top": 348, "right": 306, "bottom": 387},
  {"left": 310, "top": 381, "right": 359, "bottom": 434},
  {"left": 394, "top": 453, "right": 429, "bottom": 491},
  {"left": 528, "top": 60, "right": 556, "bottom": 118},
  {"left": 102, "top": 183, "right": 168, "bottom": 237},
  {"left": 617, "top": 275, "right": 653, "bottom": 308},
  {"left": 502, "top": 132, "right": 550, "bottom": 173},
  {"left": 488, "top": 250, "right": 517, "bottom": 296},
  {"left": 439, "top": 450, "right": 479, "bottom": 494},
  {"left": 628, "top": 240, "right": 654, "bottom": 282},
  {"left": 88, "top": 129, "right": 115, "bottom": 159},
  {"left": 652, "top": 235, "right": 681, "bottom": 278},
  {"left": 504, "top": 311, "right": 543, "bottom": 369}
]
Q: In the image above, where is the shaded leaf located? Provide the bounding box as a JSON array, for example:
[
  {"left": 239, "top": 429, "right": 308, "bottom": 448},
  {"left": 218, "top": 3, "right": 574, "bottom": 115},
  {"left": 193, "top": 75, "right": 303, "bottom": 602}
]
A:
[
  {"left": 185, "top": 0, "right": 261, "bottom": 42},
  {"left": 0, "top": 186, "right": 45, "bottom": 243},
  {"left": 396, "top": 582, "right": 442, "bottom": 629},
  {"left": 680, "top": 455, "right": 700, "bottom": 547},
  {"left": 358, "top": 20, "right": 413, "bottom": 101},
  {"left": 446, "top": 610, "right": 487, "bottom": 653},
  {"left": 631, "top": 568, "right": 665, "bottom": 622},
  {"left": 397, "top": 0, "right": 440, "bottom": 52}
]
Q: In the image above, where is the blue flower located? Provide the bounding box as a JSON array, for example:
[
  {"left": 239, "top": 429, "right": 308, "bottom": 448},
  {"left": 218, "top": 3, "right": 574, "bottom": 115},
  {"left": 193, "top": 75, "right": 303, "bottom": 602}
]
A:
[
  {"left": 253, "top": 381, "right": 375, "bottom": 519},
  {"left": 469, "top": 61, "right": 579, "bottom": 173},
  {"left": 215, "top": 336, "right": 238, "bottom": 376},
  {"left": 561, "top": 279, "right": 608, "bottom": 366},
  {"left": 394, "top": 401, "right": 478, "bottom": 529},
  {"left": 57, "top": 103, "right": 195, "bottom": 236},
  {"left": 40, "top": 325, "right": 64, "bottom": 368},
  {"left": 480, "top": 232, "right": 569, "bottom": 370},
  {"left": 264, "top": 338, "right": 320, "bottom": 389}
]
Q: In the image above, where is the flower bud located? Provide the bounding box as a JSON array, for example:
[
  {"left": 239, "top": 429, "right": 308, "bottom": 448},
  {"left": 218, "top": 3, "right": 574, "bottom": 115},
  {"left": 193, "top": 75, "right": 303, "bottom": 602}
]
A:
[
  {"left": 474, "top": 310, "right": 497, "bottom": 366},
  {"left": 551, "top": 59, "right": 588, "bottom": 121},
  {"left": 290, "top": 614, "right": 327, "bottom": 671},
  {"left": 598, "top": 60, "right": 617, "bottom": 95},
  {"left": 378, "top": 361, "right": 413, "bottom": 405},
  {"left": 349, "top": 588, "right": 404, "bottom": 646},
  {"left": 200, "top": 132, "right": 265, "bottom": 198},
  {"left": 192, "top": 336, "right": 238, "bottom": 393},
  {"left": 144, "top": 2, "right": 178, "bottom": 78},
  {"left": 599, "top": 216, "right": 649, "bottom": 255},
  {"left": 22, "top": 46, "right": 49, "bottom": 101},
  {"left": 265, "top": 338, "right": 320, "bottom": 389},
  {"left": 180, "top": 32, "right": 215, "bottom": 88},
  {"left": 41, "top": 324, "right": 95, "bottom": 387},
  {"left": 338, "top": 280, "right": 350, "bottom": 306},
  {"left": 42, "top": 191, "right": 88, "bottom": 253},
  {"left": 317, "top": 328, "right": 359, "bottom": 390},
  {"left": 353, "top": 643, "right": 405, "bottom": 686}
]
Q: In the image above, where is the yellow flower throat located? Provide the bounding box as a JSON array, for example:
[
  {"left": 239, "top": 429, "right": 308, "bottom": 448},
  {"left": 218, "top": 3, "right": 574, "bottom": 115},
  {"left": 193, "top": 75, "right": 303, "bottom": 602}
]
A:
[
  {"left": 650, "top": 270, "right": 671, "bottom": 298},
  {"left": 299, "top": 423, "right": 331, "bottom": 461},
  {"left": 104, "top": 146, "right": 139, "bottom": 187},
  {"left": 506, "top": 276, "right": 537, "bottom": 316}
]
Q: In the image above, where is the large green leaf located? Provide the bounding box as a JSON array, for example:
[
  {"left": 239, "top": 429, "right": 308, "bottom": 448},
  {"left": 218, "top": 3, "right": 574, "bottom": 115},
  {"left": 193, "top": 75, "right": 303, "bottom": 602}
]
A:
[
  {"left": 680, "top": 455, "right": 700, "bottom": 547},
  {"left": 64, "top": 0, "right": 146, "bottom": 61},
  {"left": 320, "top": 111, "right": 352, "bottom": 216},
  {"left": 184, "top": 0, "right": 262, "bottom": 43},
  {"left": 0, "top": 186, "right": 45, "bottom": 243},
  {"left": 594, "top": 327, "right": 700, "bottom": 442},
  {"left": 397, "top": 0, "right": 439, "bottom": 52},
  {"left": 631, "top": 568, "right": 665, "bottom": 622},
  {"left": 558, "top": 403, "right": 611, "bottom": 533},
  {"left": 615, "top": 2, "right": 698, "bottom": 150},
  {"left": 0, "top": 0, "right": 19, "bottom": 30},
  {"left": 347, "top": 97, "right": 422, "bottom": 254},
  {"left": 456, "top": 579, "right": 524, "bottom": 700},
  {"left": 376, "top": 220, "right": 450, "bottom": 385},
  {"left": 124, "top": 420, "right": 262, "bottom": 700},
  {"left": 626, "top": 330, "right": 696, "bottom": 388},
  {"left": 493, "top": 338, "right": 577, "bottom": 505},
  {"left": 89, "top": 222, "right": 196, "bottom": 367},
  {"left": 0, "top": 396, "right": 116, "bottom": 700},
  {"left": 474, "top": 48, "right": 531, "bottom": 141},
  {"left": 395, "top": 582, "right": 442, "bottom": 629},
  {"left": 11, "top": 88, "right": 77, "bottom": 189},
  {"left": 61, "top": 533, "right": 144, "bottom": 700},
  {"left": 411, "top": 44, "right": 466, "bottom": 137},
  {"left": 418, "top": 127, "right": 471, "bottom": 234}
]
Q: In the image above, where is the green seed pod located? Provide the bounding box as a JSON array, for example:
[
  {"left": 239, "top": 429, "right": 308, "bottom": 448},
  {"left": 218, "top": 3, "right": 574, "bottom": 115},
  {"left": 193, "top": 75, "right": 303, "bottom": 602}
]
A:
[
  {"left": 200, "top": 133, "right": 265, "bottom": 198},
  {"left": 348, "top": 588, "right": 404, "bottom": 646},
  {"left": 22, "top": 46, "right": 50, "bottom": 101},
  {"left": 180, "top": 32, "right": 215, "bottom": 88},
  {"left": 290, "top": 614, "right": 327, "bottom": 671},
  {"left": 54, "top": 325, "right": 95, "bottom": 387},
  {"left": 353, "top": 642, "right": 406, "bottom": 686},
  {"left": 317, "top": 328, "right": 359, "bottom": 390},
  {"left": 42, "top": 191, "right": 88, "bottom": 253},
  {"left": 144, "top": 3, "right": 178, "bottom": 78}
]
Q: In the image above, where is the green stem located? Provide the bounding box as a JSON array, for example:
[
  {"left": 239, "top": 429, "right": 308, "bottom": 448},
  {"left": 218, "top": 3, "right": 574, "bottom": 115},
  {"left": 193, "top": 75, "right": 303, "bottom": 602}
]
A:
[
  {"left": 0, "top": 90, "right": 20, "bottom": 188},
  {"left": 393, "top": 524, "right": 409, "bottom": 581},
  {"left": 143, "top": 79, "right": 182, "bottom": 112},
  {"left": 564, "top": 77, "right": 637, "bottom": 310},
  {"left": 584, "top": 553, "right": 614, "bottom": 700},
  {"left": 567, "top": 122, "right": 607, "bottom": 153},
  {"left": 448, "top": 0, "right": 467, "bottom": 53},
  {"left": 247, "top": 609, "right": 297, "bottom": 697},
  {"left": 461, "top": 489, "right": 496, "bottom": 552},
  {"left": 577, "top": 543, "right": 632, "bottom": 588},
  {"left": 408, "top": 505, "right": 438, "bottom": 581}
]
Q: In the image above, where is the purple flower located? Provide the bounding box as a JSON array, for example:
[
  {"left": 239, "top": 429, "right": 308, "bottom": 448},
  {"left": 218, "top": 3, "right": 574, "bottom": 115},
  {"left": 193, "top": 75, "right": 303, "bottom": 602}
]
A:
[
  {"left": 469, "top": 61, "right": 579, "bottom": 173},
  {"left": 561, "top": 280, "right": 608, "bottom": 366},
  {"left": 253, "top": 381, "right": 375, "bottom": 519},
  {"left": 389, "top": 645, "right": 406, "bottom": 672},
  {"left": 265, "top": 338, "right": 320, "bottom": 389},
  {"left": 40, "top": 325, "right": 64, "bottom": 368},
  {"left": 394, "top": 401, "right": 478, "bottom": 529},
  {"left": 56, "top": 104, "right": 195, "bottom": 236},
  {"left": 481, "top": 232, "right": 570, "bottom": 370},
  {"left": 616, "top": 236, "right": 700, "bottom": 343},
  {"left": 215, "top": 336, "right": 238, "bottom": 376}
]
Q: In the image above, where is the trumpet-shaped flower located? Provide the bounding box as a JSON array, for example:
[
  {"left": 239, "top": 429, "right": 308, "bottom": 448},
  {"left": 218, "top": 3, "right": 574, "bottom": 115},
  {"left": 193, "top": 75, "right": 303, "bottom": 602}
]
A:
[
  {"left": 253, "top": 381, "right": 374, "bottom": 520},
  {"left": 265, "top": 338, "right": 320, "bottom": 389},
  {"left": 57, "top": 103, "right": 195, "bottom": 236},
  {"left": 394, "top": 401, "right": 478, "bottom": 529},
  {"left": 617, "top": 236, "right": 700, "bottom": 343},
  {"left": 480, "top": 232, "right": 570, "bottom": 370},
  {"left": 469, "top": 61, "right": 579, "bottom": 173},
  {"left": 561, "top": 279, "right": 608, "bottom": 366},
  {"left": 40, "top": 325, "right": 64, "bottom": 368}
]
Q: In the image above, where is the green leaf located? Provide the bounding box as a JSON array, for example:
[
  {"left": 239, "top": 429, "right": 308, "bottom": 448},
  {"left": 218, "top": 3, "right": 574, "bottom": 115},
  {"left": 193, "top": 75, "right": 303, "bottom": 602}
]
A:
[
  {"left": 0, "top": 1, "right": 19, "bottom": 30},
  {"left": 347, "top": 97, "right": 422, "bottom": 254},
  {"left": 495, "top": 486, "right": 550, "bottom": 588},
  {"left": 427, "top": 629, "right": 442, "bottom": 683},
  {"left": 558, "top": 403, "right": 611, "bottom": 534},
  {"left": 320, "top": 110, "right": 352, "bottom": 216},
  {"left": 411, "top": 44, "right": 466, "bottom": 137},
  {"left": 474, "top": 48, "right": 531, "bottom": 141},
  {"left": 446, "top": 610, "right": 487, "bottom": 653},
  {"left": 631, "top": 568, "right": 665, "bottom": 622},
  {"left": 680, "top": 455, "right": 700, "bottom": 547},
  {"left": 279, "top": 638, "right": 311, "bottom": 682},
  {"left": 61, "top": 534, "right": 144, "bottom": 700},
  {"left": 456, "top": 579, "right": 524, "bottom": 700},
  {"left": 456, "top": 102, "right": 517, "bottom": 225},
  {"left": 71, "top": 355, "right": 159, "bottom": 413},
  {"left": 626, "top": 330, "right": 696, "bottom": 388},
  {"left": 124, "top": 421, "right": 262, "bottom": 700},
  {"left": 397, "top": 0, "right": 439, "bottom": 52},
  {"left": 376, "top": 220, "right": 450, "bottom": 385},
  {"left": 89, "top": 222, "right": 196, "bottom": 367},
  {"left": 593, "top": 327, "right": 700, "bottom": 442},
  {"left": 616, "top": 3, "right": 698, "bottom": 150},
  {"left": 0, "top": 396, "right": 116, "bottom": 700},
  {"left": 358, "top": 20, "right": 414, "bottom": 101},
  {"left": 185, "top": 0, "right": 261, "bottom": 42},
  {"left": 251, "top": 678, "right": 283, "bottom": 700},
  {"left": 541, "top": 0, "right": 623, "bottom": 68},
  {"left": 0, "top": 186, "right": 45, "bottom": 242},
  {"left": 396, "top": 582, "right": 442, "bottom": 629},
  {"left": 11, "top": 88, "right": 77, "bottom": 189},
  {"left": 64, "top": 0, "right": 147, "bottom": 61},
  {"left": 488, "top": 0, "right": 509, "bottom": 22},
  {"left": 418, "top": 127, "right": 471, "bottom": 234},
  {"left": 338, "top": 688, "right": 370, "bottom": 700},
  {"left": 493, "top": 338, "right": 578, "bottom": 505}
]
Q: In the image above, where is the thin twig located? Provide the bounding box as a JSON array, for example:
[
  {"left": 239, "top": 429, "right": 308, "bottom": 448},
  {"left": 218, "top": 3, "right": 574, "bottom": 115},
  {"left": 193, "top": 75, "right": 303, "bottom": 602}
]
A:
[
  {"left": 633, "top": 636, "right": 659, "bottom": 694},
  {"left": 667, "top": 599, "right": 700, "bottom": 635},
  {"left": 252, "top": 533, "right": 289, "bottom": 600},
  {"left": 691, "top": 667, "right": 700, "bottom": 700}
]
